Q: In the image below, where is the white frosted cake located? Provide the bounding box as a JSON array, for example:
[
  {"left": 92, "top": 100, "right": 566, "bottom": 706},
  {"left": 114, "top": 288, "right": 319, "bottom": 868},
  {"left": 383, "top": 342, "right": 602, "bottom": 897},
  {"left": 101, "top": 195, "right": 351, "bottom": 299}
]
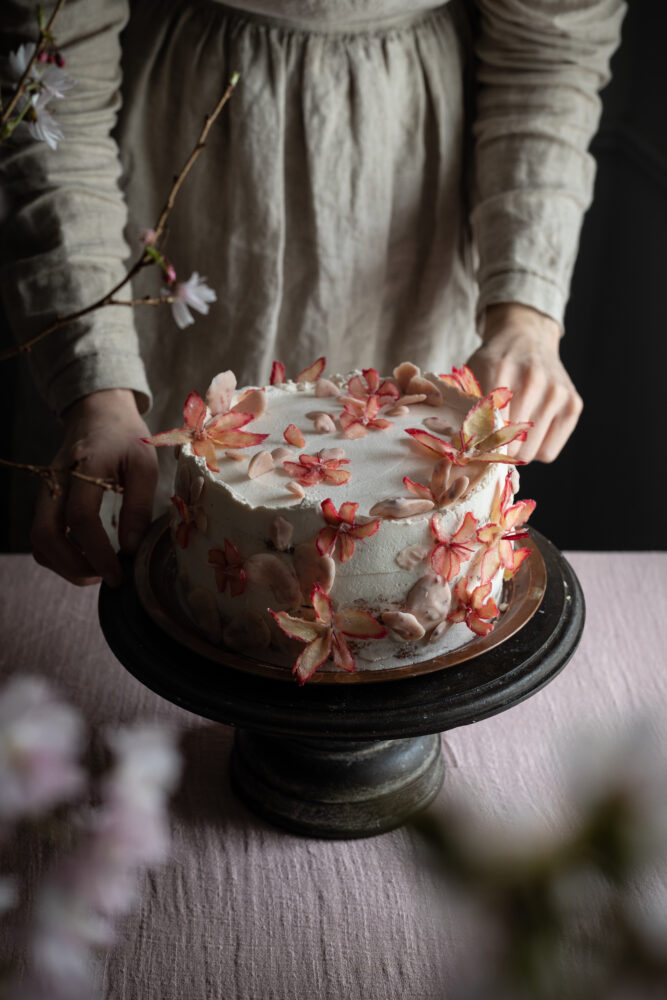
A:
[{"left": 145, "top": 361, "right": 535, "bottom": 683}]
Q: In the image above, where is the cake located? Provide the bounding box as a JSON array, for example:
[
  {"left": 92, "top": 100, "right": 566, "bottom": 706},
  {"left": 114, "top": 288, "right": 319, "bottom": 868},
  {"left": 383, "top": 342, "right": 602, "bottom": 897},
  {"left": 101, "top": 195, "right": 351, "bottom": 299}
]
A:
[{"left": 144, "top": 360, "right": 536, "bottom": 683}]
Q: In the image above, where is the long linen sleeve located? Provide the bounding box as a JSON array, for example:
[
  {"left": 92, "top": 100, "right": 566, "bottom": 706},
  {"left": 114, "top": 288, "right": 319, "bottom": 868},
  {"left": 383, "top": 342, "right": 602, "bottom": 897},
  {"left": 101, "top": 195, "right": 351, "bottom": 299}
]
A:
[
  {"left": 0, "top": 0, "right": 151, "bottom": 415},
  {"left": 471, "top": 0, "right": 626, "bottom": 328}
]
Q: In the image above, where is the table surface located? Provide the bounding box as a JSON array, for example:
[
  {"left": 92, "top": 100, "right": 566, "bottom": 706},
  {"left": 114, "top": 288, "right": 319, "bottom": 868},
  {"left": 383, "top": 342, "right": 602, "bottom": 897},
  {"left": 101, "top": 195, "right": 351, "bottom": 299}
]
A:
[{"left": 1, "top": 551, "right": 666, "bottom": 1000}]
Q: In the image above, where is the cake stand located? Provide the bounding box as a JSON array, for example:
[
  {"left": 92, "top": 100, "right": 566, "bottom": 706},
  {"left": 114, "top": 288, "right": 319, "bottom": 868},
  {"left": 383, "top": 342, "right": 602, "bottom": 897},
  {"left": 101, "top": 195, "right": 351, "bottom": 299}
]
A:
[{"left": 98, "top": 526, "right": 584, "bottom": 839}]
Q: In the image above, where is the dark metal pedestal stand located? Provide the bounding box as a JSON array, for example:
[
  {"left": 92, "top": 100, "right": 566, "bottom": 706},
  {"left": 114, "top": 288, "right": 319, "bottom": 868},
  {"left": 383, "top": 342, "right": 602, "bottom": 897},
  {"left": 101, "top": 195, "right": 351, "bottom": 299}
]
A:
[{"left": 99, "top": 530, "right": 584, "bottom": 839}]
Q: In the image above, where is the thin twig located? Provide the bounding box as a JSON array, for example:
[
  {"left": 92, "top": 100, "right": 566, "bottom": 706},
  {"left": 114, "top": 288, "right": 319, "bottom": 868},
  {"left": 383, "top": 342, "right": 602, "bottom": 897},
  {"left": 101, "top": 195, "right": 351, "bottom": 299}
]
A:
[
  {"left": 0, "top": 457, "right": 122, "bottom": 495},
  {"left": 0, "top": 0, "right": 68, "bottom": 129},
  {"left": 0, "top": 71, "right": 239, "bottom": 363}
]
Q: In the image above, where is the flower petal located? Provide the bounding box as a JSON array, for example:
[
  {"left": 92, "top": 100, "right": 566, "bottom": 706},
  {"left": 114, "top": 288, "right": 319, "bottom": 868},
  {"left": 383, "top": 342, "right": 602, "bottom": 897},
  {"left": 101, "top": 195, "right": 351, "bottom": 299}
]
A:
[
  {"left": 183, "top": 391, "right": 207, "bottom": 431},
  {"left": 294, "top": 633, "right": 332, "bottom": 684},
  {"left": 270, "top": 361, "right": 285, "bottom": 385},
  {"left": 311, "top": 584, "right": 333, "bottom": 625},
  {"left": 206, "top": 371, "right": 236, "bottom": 416},
  {"left": 331, "top": 632, "right": 356, "bottom": 673},
  {"left": 404, "top": 428, "right": 451, "bottom": 458},
  {"left": 141, "top": 429, "right": 190, "bottom": 447},
  {"left": 284, "top": 424, "right": 306, "bottom": 448},
  {"left": 334, "top": 609, "right": 387, "bottom": 639},
  {"left": 296, "top": 357, "right": 326, "bottom": 383},
  {"left": 269, "top": 610, "right": 322, "bottom": 643},
  {"left": 338, "top": 533, "right": 355, "bottom": 563}
]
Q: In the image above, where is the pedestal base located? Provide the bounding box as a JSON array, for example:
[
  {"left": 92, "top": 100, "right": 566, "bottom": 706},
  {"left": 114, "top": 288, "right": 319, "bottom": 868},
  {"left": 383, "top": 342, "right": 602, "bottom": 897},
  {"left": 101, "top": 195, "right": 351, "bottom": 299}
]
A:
[{"left": 231, "top": 731, "right": 445, "bottom": 838}]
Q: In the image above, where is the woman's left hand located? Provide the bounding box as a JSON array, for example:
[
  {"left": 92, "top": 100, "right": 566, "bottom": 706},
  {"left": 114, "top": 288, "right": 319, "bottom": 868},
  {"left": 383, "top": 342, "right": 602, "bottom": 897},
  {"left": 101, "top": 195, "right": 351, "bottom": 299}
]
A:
[{"left": 465, "top": 303, "right": 583, "bottom": 463}]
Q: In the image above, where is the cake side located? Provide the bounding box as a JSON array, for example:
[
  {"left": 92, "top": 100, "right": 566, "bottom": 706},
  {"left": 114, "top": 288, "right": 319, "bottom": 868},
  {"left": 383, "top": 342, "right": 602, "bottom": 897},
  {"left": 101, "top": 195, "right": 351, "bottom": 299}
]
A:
[{"left": 154, "top": 363, "right": 535, "bottom": 681}]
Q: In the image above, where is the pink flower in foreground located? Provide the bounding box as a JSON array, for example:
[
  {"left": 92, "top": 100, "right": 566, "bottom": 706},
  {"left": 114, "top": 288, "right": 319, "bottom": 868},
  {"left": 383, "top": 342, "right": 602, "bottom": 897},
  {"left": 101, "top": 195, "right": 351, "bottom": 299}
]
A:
[
  {"left": 23, "top": 724, "right": 181, "bottom": 1000},
  {"left": 0, "top": 675, "right": 85, "bottom": 825},
  {"left": 270, "top": 584, "right": 386, "bottom": 684},
  {"left": 166, "top": 272, "right": 217, "bottom": 329}
]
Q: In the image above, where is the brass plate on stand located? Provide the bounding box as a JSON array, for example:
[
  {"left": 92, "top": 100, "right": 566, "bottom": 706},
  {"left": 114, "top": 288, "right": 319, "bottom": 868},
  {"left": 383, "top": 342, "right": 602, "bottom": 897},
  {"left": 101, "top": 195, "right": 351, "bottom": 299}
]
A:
[{"left": 134, "top": 516, "right": 547, "bottom": 685}]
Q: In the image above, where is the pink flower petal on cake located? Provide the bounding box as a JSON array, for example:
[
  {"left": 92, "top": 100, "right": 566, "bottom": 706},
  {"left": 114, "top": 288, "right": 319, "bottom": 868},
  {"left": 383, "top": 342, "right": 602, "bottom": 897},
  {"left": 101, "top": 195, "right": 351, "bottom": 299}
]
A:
[
  {"left": 341, "top": 421, "right": 367, "bottom": 440},
  {"left": 403, "top": 477, "right": 435, "bottom": 503},
  {"left": 395, "top": 544, "right": 430, "bottom": 570},
  {"left": 294, "top": 633, "right": 332, "bottom": 684},
  {"left": 488, "top": 387, "right": 513, "bottom": 410},
  {"left": 386, "top": 405, "right": 410, "bottom": 417},
  {"left": 270, "top": 361, "right": 285, "bottom": 385},
  {"left": 322, "top": 468, "right": 351, "bottom": 486},
  {"left": 311, "top": 584, "right": 333, "bottom": 626},
  {"left": 183, "top": 391, "right": 207, "bottom": 431},
  {"left": 286, "top": 481, "right": 306, "bottom": 499},
  {"left": 284, "top": 424, "right": 305, "bottom": 448},
  {"left": 319, "top": 447, "right": 346, "bottom": 461},
  {"left": 368, "top": 497, "right": 434, "bottom": 518},
  {"left": 205, "top": 370, "right": 236, "bottom": 416},
  {"left": 381, "top": 611, "right": 426, "bottom": 640},
  {"left": 337, "top": 533, "right": 355, "bottom": 563},
  {"left": 475, "top": 423, "right": 533, "bottom": 455},
  {"left": 232, "top": 388, "right": 267, "bottom": 417},
  {"left": 502, "top": 498, "right": 536, "bottom": 531},
  {"left": 424, "top": 416, "right": 457, "bottom": 436},
  {"left": 315, "top": 378, "right": 342, "bottom": 398},
  {"left": 247, "top": 450, "right": 275, "bottom": 479},
  {"left": 351, "top": 519, "right": 380, "bottom": 540},
  {"left": 141, "top": 428, "right": 191, "bottom": 448},
  {"left": 293, "top": 542, "right": 336, "bottom": 597},
  {"left": 270, "top": 515, "right": 294, "bottom": 551},
  {"left": 406, "top": 375, "right": 441, "bottom": 405},
  {"left": 313, "top": 413, "right": 337, "bottom": 433},
  {"left": 406, "top": 573, "right": 452, "bottom": 627},
  {"left": 338, "top": 501, "right": 359, "bottom": 526},
  {"left": 192, "top": 438, "right": 220, "bottom": 472},
  {"left": 315, "top": 526, "right": 338, "bottom": 557},
  {"left": 508, "top": 546, "right": 532, "bottom": 576},
  {"left": 269, "top": 610, "right": 322, "bottom": 644},
  {"left": 438, "top": 365, "right": 482, "bottom": 398},
  {"left": 393, "top": 362, "right": 420, "bottom": 393},
  {"left": 271, "top": 447, "right": 294, "bottom": 464},
  {"left": 461, "top": 396, "right": 496, "bottom": 444},
  {"left": 245, "top": 554, "right": 301, "bottom": 605},
  {"left": 404, "top": 428, "right": 452, "bottom": 459},
  {"left": 331, "top": 633, "right": 355, "bottom": 673},
  {"left": 296, "top": 357, "right": 326, "bottom": 383},
  {"left": 334, "top": 608, "right": 386, "bottom": 639}
]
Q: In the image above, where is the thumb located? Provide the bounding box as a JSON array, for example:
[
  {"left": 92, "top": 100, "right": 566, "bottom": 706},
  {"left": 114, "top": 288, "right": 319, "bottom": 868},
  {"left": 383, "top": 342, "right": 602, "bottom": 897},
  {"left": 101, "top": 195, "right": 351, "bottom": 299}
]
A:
[{"left": 118, "top": 444, "right": 159, "bottom": 554}]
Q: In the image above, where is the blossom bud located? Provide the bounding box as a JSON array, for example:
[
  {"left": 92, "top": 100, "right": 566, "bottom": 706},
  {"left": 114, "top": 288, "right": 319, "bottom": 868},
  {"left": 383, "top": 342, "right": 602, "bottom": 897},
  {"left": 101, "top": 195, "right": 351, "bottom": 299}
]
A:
[
  {"left": 38, "top": 50, "right": 48, "bottom": 63},
  {"left": 165, "top": 263, "right": 177, "bottom": 285},
  {"left": 55, "top": 52, "right": 66, "bottom": 68}
]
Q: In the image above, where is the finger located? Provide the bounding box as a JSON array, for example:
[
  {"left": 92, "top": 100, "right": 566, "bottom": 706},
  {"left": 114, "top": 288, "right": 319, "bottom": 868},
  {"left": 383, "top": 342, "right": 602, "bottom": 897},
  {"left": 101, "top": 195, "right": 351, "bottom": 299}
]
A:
[
  {"left": 504, "top": 376, "right": 545, "bottom": 459},
  {"left": 65, "top": 476, "right": 122, "bottom": 586},
  {"left": 535, "top": 395, "right": 583, "bottom": 463},
  {"left": 31, "top": 482, "right": 100, "bottom": 583},
  {"left": 32, "top": 544, "right": 102, "bottom": 587},
  {"left": 118, "top": 445, "right": 158, "bottom": 554}
]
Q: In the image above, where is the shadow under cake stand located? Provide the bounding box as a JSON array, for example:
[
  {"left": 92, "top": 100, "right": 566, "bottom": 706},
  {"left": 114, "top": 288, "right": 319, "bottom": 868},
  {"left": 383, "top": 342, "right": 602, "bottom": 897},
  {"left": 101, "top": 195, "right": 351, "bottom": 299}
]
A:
[{"left": 98, "top": 525, "right": 584, "bottom": 839}]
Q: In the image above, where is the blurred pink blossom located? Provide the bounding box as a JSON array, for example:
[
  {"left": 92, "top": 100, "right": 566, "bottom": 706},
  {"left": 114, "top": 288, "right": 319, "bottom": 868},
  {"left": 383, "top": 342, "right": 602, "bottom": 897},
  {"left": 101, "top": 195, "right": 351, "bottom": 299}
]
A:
[
  {"left": 0, "top": 676, "right": 85, "bottom": 825},
  {"left": 166, "top": 272, "right": 217, "bottom": 328}
]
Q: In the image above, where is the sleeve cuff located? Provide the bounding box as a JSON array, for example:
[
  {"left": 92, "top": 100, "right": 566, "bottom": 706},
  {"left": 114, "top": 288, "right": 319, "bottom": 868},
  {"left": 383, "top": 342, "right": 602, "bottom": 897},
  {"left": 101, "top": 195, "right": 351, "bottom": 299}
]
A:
[{"left": 42, "top": 349, "right": 153, "bottom": 417}]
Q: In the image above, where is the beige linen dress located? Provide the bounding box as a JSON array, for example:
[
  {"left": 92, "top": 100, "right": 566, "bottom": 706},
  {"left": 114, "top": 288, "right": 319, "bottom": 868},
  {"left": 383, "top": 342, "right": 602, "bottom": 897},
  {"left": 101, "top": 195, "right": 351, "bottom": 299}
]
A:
[{"left": 1, "top": 0, "right": 625, "bottom": 512}]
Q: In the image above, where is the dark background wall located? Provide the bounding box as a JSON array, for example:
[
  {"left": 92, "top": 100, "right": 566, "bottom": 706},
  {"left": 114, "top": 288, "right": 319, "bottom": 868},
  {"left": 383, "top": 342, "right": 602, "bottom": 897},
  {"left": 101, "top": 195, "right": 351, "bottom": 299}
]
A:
[{"left": 1, "top": 0, "right": 665, "bottom": 552}]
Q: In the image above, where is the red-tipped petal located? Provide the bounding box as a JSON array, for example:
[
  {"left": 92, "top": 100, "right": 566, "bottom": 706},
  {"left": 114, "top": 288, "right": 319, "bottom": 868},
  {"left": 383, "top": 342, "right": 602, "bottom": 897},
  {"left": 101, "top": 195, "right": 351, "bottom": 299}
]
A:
[
  {"left": 475, "top": 423, "right": 533, "bottom": 454},
  {"left": 351, "top": 518, "right": 380, "bottom": 540},
  {"left": 347, "top": 374, "right": 367, "bottom": 399},
  {"left": 141, "top": 429, "right": 191, "bottom": 448},
  {"left": 321, "top": 498, "right": 341, "bottom": 526},
  {"left": 403, "top": 477, "right": 435, "bottom": 503},
  {"left": 338, "top": 501, "right": 359, "bottom": 525},
  {"left": 461, "top": 397, "right": 495, "bottom": 445},
  {"left": 331, "top": 632, "right": 356, "bottom": 673},
  {"left": 192, "top": 438, "right": 219, "bottom": 472},
  {"left": 338, "top": 533, "right": 355, "bottom": 563},
  {"left": 323, "top": 468, "right": 351, "bottom": 486},
  {"left": 405, "top": 428, "right": 451, "bottom": 457},
  {"left": 503, "top": 498, "right": 537, "bottom": 531},
  {"left": 489, "top": 387, "right": 513, "bottom": 410},
  {"left": 270, "top": 361, "right": 285, "bottom": 386},
  {"left": 284, "top": 424, "right": 306, "bottom": 448},
  {"left": 207, "top": 410, "right": 254, "bottom": 434},
  {"left": 206, "top": 371, "right": 236, "bottom": 416},
  {"left": 215, "top": 430, "right": 270, "bottom": 449},
  {"left": 296, "top": 357, "right": 326, "bottom": 383},
  {"left": 269, "top": 609, "right": 322, "bottom": 643},
  {"left": 454, "top": 511, "right": 479, "bottom": 544},
  {"left": 334, "top": 608, "right": 387, "bottom": 639},
  {"left": 311, "top": 583, "right": 333, "bottom": 626},
  {"left": 232, "top": 388, "right": 266, "bottom": 417},
  {"left": 183, "top": 391, "right": 207, "bottom": 431},
  {"left": 316, "top": 526, "right": 338, "bottom": 557},
  {"left": 294, "top": 633, "right": 333, "bottom": 684},
  {"left": 508, "top": 546, "right": 532, "bottom": 576},
  {"left": 468, "top": 615, "right": 495, "bottom": 637},
  {"left": 342, "top": 421, "right": 367, "bottom": 440}
]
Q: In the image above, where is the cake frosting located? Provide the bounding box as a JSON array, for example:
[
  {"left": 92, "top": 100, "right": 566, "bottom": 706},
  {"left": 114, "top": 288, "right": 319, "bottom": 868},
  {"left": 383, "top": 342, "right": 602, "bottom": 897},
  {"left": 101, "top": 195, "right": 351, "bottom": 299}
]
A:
[{"left": 145, "top": 361, "right": 535, "bottom": 683}]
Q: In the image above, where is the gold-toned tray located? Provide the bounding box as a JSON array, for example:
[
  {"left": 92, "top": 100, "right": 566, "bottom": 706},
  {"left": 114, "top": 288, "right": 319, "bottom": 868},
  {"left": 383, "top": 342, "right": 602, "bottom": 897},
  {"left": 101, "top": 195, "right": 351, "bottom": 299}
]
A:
[{"left": 134, "top": 517, "right": 547, "bottom": 685}]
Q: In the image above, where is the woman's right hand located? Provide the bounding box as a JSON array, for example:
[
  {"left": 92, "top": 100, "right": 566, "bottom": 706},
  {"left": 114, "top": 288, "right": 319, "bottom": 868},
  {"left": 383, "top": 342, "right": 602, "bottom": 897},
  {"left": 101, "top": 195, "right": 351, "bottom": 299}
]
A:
[{"left": 31, "top": 389, "right": 158, "bottom": 587}]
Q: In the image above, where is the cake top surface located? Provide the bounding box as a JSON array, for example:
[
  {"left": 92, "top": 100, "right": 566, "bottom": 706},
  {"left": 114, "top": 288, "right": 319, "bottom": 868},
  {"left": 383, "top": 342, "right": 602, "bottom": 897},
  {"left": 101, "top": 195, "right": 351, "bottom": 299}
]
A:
[{"left": 191, "top": 374, "right": 481, "bottom": 517}]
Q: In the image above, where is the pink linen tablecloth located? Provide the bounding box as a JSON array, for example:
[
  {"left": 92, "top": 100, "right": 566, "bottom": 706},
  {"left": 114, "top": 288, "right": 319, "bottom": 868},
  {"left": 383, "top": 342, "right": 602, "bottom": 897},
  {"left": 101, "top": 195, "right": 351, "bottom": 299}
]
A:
[{"left": 1, "top": 552, "right": 666, "bottom": 999}]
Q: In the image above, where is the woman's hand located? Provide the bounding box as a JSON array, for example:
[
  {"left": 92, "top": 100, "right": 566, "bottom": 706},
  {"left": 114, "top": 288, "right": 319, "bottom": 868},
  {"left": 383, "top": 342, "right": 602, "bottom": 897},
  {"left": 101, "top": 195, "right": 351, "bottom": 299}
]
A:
[
  {"left": 465, "top": 303, "right": 583, "bottom": 463},
  {"left": 31, "top": 389, "right": 158, "bottom": 587}
]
